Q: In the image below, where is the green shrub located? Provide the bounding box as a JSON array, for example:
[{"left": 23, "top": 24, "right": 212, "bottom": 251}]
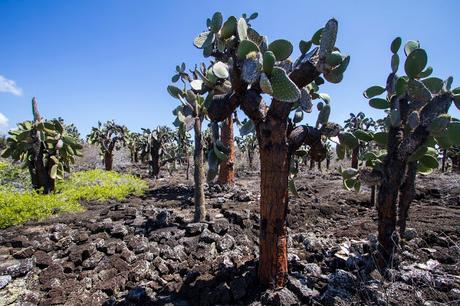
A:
[{"left": 0, "top": 168, "right": 148, "bottom": 229}]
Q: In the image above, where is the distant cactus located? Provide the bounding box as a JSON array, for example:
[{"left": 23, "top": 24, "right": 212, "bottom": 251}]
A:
[
  {"left": 125, "top": 131, "right": 142, "bottom": 163},
  {"left": 139, "top": 126, "right": 175, "bottom": 178},
  {"left": 169, "top": 12, "right": 350, "bottom": 288},
  {"left": 1, "top": 98, "right": 82, "bottom": 193},
  {"left": 338, "top": 37, "right": 460, "bottom": 269},
  {"left": 86, "top": 120, "right": 126, "bottom": 171}
]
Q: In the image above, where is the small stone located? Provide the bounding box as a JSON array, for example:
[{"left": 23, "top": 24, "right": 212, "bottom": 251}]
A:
[
  {"left": 210, "top": 218, "right": 230, "bottom": 235},
  {"left": 200, "top": 229, "right": 220, "bottom": 244},
  {"left": 404, "top": 228, "right": 417, "bottom": 241},
  {"left": 185, "top": 223, "right": 207, "bottom": 236},
  {"left": 0, "top": 275, "right": 12, "bottom": 289},
  {"left": 0, "top": 258, "right": 34, "bottom": 277},
  {"left": 34, "top": 250, "right": 53, "bottom": 268},
  {"left": 110, "top": 223, "right": 129, "bottom": 238},
  {"left": 217, "top": 234, "right": 235, "bottom": 252}
]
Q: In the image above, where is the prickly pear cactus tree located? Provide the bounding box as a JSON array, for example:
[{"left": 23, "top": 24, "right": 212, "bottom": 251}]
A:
[
  {"left": 339, "top": 37, "right": 460, "bottom": 270},
  {"left": 139, "top": 126, "right": 175, "bottom": 178},
  {"left": 217, "top": 112, "right": 237, "bottom": 186},
  {"left": 125, "top": 131, "right": 142, "bottom": 163},
  {"left": 338, "top": 112, "right": 376, "bottom": 168},
  {"left": 1, "top": 98, "right": 82, "bottom": 193},
  {"left": 235, "top": 133, "right": 258, "bottom": 170},
  {"left": 86, "top": 120, "right": 126, "bottom": 171},
  {"left": 178, "top": 11, "right": 349, "bottom": 288},
  {"left": 168, "top": 61, "right": 230, "bottom": 222}
]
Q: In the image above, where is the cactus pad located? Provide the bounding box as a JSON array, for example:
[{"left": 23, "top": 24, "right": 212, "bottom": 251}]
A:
[
  {"left": 268, "top": 39, "right": 293, "bottom": 61},
  {"left": 405, "top": 48, "right": 427, "bottom": 78},
  {"left": 269, "top": 67, "right": 300, "bottom": 103}
]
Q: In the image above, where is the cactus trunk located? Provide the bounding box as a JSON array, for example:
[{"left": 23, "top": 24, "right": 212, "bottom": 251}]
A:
[
  {"left": 351, "top": 146, "right": 359, "bottom": 168},
  {"left": 370, "top": 186, "right": 376, "bottom": 206},
  {"left": 257, "top": 120, "right": 289, "bottom": 289},
  {"left": 317, "top": 160, "right": 322, "bottom": 172},
  {"left": 441, "top": 149, "right": 447, "bottom": 172},
  {"left": 217, "top": 115, "right": 235, "bottom": 185},
  {"left": 398, "top": 161, "right": 417, "bottom": 238},
  {"left": 193, "top": 117, "right": 206, "bottom": 222},
  {"left": 104, "top": 152, "right": 113, "bottom": 171},
  {"left": 326, "top": 158, "right": 330, "bottom": 170}
]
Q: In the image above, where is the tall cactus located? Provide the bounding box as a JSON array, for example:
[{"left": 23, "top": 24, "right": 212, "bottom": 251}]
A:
[
  {"left": 86, "top": 120, "right": 126, "bottom": 171},
  {"left": 174, "top": 12, "right": 349, "bottom": 287},
  {"left": 1, "top": 98, "right": 82, "bottom": 193},
  {"left": 338, "top": 37, "right": 460, "bottom": 269}
]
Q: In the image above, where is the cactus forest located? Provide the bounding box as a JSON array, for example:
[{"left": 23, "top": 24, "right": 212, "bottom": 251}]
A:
[{"left": 0, "top": 2, "right": 459, "bottom": 305}]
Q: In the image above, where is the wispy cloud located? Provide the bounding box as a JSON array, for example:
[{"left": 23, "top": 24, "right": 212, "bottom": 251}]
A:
[
  {"left": 0, "top": 112, "right": 9, "bottom": 134},
  {"left": 0, "top": 75, "right": 23, "bottom": 96}
]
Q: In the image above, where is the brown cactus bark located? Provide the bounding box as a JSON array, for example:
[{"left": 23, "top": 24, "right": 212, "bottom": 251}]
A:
[
  {"left": 257, "top": 116, "right": 290, "bottom": 289},
  {"left": 351, "top": 146, "right": 359, "bottom": 168},
  {"left": 217, "top": 115, "right": 235, "bottom": 186},
  {"left": 104, "top": 152, "right": 113, "bottom": 171},
  {"left": 193, "top": 117, "right": 206, "bottom": 222},
  {"left": 398, "top": 161, "right": 417, "bottom": 237}
]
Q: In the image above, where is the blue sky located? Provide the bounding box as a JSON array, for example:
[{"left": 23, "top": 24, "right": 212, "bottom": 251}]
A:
[{"left": 1, "top": 0, "right": 459, "bottom": 136}]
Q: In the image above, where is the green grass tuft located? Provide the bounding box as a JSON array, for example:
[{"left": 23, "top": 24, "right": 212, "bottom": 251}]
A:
[{"left": 0, "top": 165, "right": 148, "bottom": 229}]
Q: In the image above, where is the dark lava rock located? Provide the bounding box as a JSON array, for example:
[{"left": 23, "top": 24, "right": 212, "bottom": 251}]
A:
[
  {"left": 260, "top": 287, "right": 299, "bottom": 306},
  {"left": 209, "top": 218, "right": 230, "bottom": 235},
  {"left": 0, "top": 275, "right": 12, "bottom": 289},
  {"left": 185, "top": 223, "right": 207, "bottom": 236},
  {"left": 230, "top": 277, "right": 247, "bottom": 300},
  {"left": 34, "top": 250, "right": 53, "bottom": 268},
  {"left": 217, "top": 234, "right": 235, "bottom": 252},
  {"left": 12, "top": 246, "right": 35, "bottom": 259},
  {"left": 0, "top": 258, "right": 34, "bottom": 277},
  {"left": 110, "top": 223, "right": 129, "bottom": 238}
]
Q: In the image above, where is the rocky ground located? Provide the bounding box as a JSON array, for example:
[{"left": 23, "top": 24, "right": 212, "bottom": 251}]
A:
[{"left": 0, "top": 163, "right": 459, "bottom": 305}]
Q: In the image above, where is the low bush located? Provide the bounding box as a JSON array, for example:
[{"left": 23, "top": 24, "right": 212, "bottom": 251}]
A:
[{"left": 0, "top": 166, "right": 148, "bottom": 228}]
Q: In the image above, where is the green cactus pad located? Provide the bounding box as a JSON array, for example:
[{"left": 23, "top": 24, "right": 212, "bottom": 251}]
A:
[
  {"left": 354, "top": 129, "right": 373, "bottom": 142},
  {"left": 391, "top": 54, "right": 399, "bottom": 73},
  {"left": 299, "top": 40, "right": 312, "bottom": 54},
  {"left": 236, "top": 39, "right": 259, "bottom": 59},
  {"left": 324, "top": 70, "right": 343, "bottom": 84},
  {"left": 417, "top": 163, "right": 433, "bottom": 175},
  {"left": 373, "top": 132, "right": 388, "bottom": 146},
  {"left": 336, "top": 144, "right": 345, "bottom": 159},
  {"left": 421, "top": 77, "right": 443, "bottom": 94},
  {"left": 453, "top": 94, "right": 460, "bottom": 111},
  {"left": 404, "top": 40, "right": 420, "bottom": 56},
  {"left": 363, "top": 86, "right": 386, "bottom": 99},
  {"left": 270, "top": 67, "right": 301, "bottom": 103},
  {"left": 263, "top": 51, "right": 276, "bottom": 74},
  {"left": 210, "top": 12, "right": 223, "bottom": 33},
  {"left": 391, "top": 37, "right": 402, "bottom": 54},
  {"left": 445, "top": 76, "right": 454, "bottom": 91},
  {"left": 435, "top": 135, "right": 452, "bottom": 150},
  {"left": 428, "top": 114, "right": 450, "bottom": 136},
  {"left": 167, "top": 85, "right": 184, "bottom": 99},
  {"left": 212, "top": 61, "right": 229, "bottom": 79},
  {"left": 404, "top": 48, "right": 427, "bottom": 78},
  {"left": 418, "top": 66, "right": 433, "bottom": 78},
  {"left": 326, "top": 51, "right": 343, "bottom": 66},
  {"left": 220, "top": 16, "right": 237, "bottom": 39},
  {"left": 268, "top": 39, "right": 293, "bottom": 61},
  {"left": 237, "top": 17, "right": 248, "bottom": 41},
  {"left": 259, "top": 72, "right": 273, "bottom": 95},
  {"left": 420, "top": 154, "right": 439, "bottom": 169},
  {"left": 339, "top": 132, "right": 359, "bottom": 149},
  {"left": 194, "top": 31, "right": 214, "bottom": 49},
  {"left": 395, "top": 77, "right": 408, "bottom": 96},
  {"left": 407, "top": 79, "right": 431, "bottom": 104},
  {"left": 317, "top": 104, "right": 331, "bottom": 125},
  {"left": 369, "top": 98, "right": 390, "bottom": 109},
  {"left": 319, "top": 19, "right": 338, "bottom": 57},
  {"left": 342, "top": 168, "right": 359, "bottom": 180},
  {"left": 206, "top": 68, "right": 218, "bottom": 85},
  {"left": 335, "top": 55, "right": 350, "bottom": 74},
  {"left": 447, "top": 121, "right": 460, "bottom": 145},
  {"left": 408, "top": 146, "right": 428, "bottom": 162},
  {"left": 311, "top": 28, "right": 323, "bottom": 45}
]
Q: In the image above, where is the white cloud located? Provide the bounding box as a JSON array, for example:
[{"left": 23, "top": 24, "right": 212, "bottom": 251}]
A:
[{"left": 0, "top": 75, "right": 23, "bottom": 96}]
